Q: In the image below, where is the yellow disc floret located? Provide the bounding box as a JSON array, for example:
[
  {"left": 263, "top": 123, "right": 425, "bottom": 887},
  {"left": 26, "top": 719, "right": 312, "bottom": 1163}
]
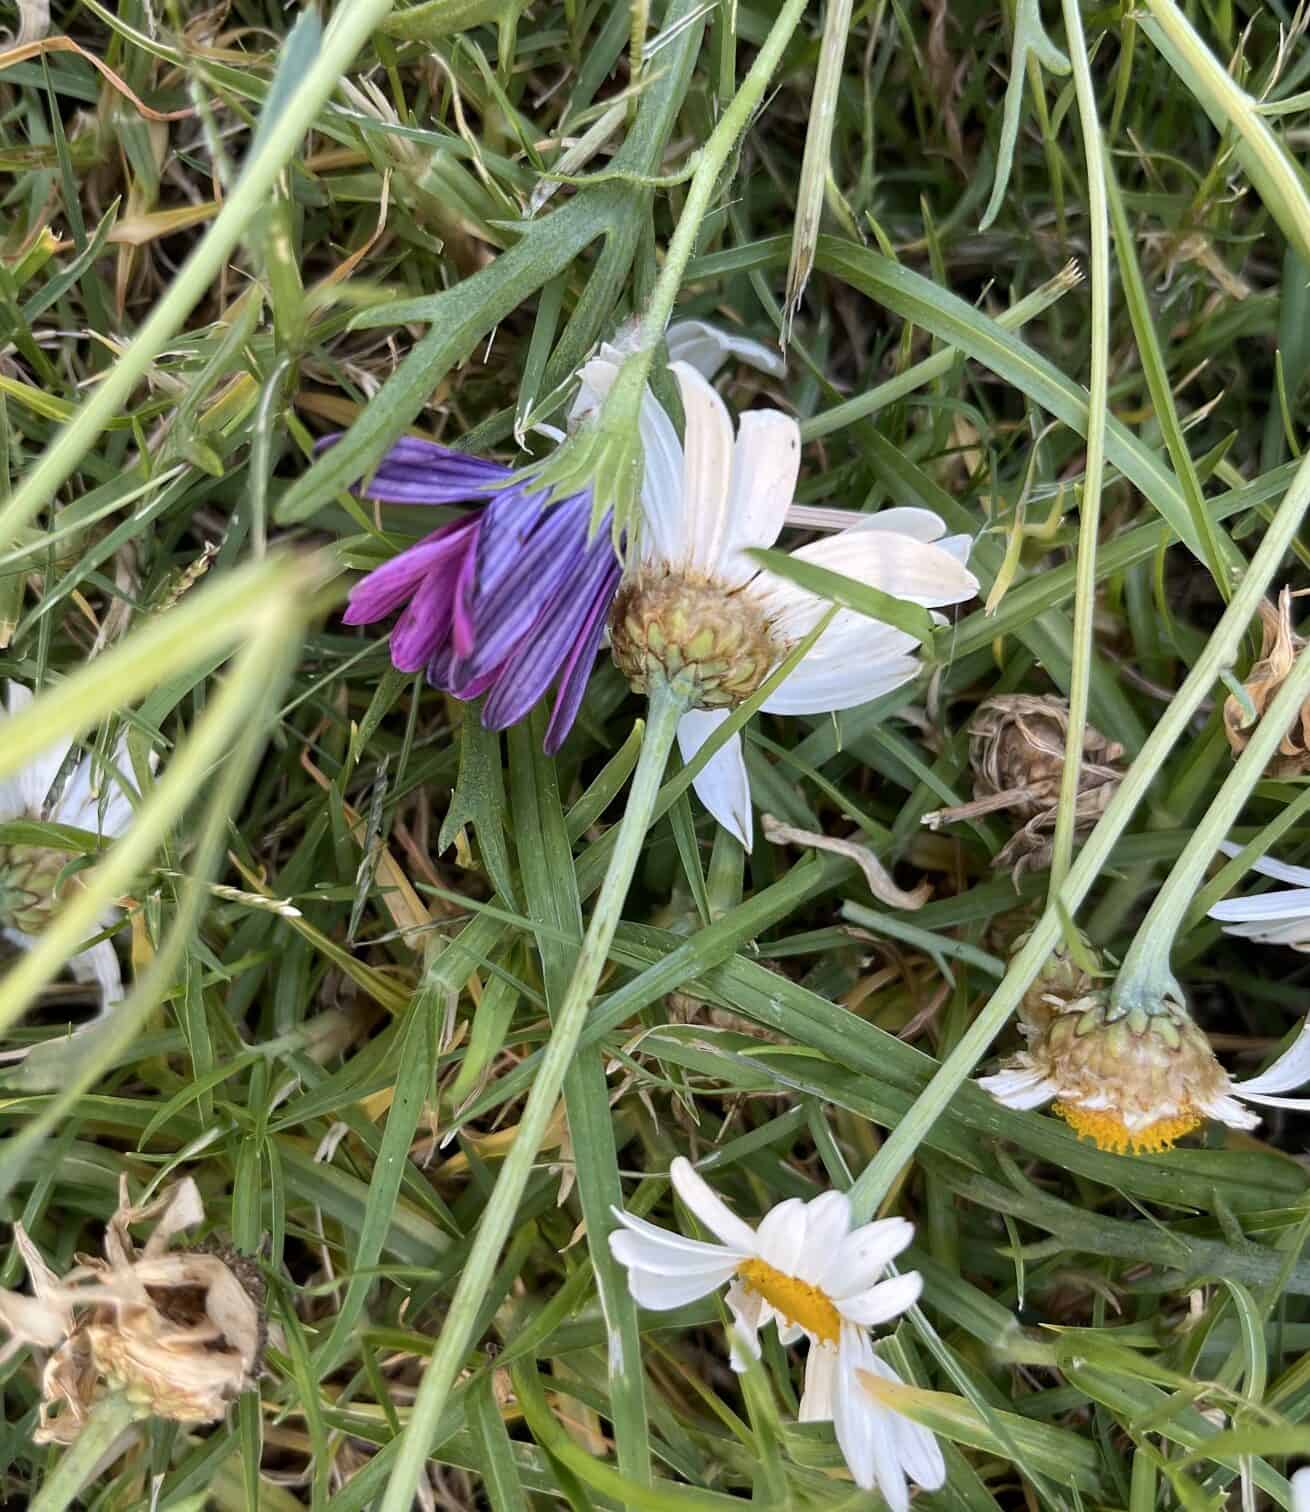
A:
[
  {"left": 736, "top": 1258, "right": 841, "bottom": 1346},
  {"left": 1054, "top": 1103, "right": 1203, "bottom": 1155}
]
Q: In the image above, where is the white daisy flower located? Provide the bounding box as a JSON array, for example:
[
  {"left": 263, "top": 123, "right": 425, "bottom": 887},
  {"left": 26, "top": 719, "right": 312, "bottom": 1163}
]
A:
[
  {"left": 979, "top": 988, "right": 1310, "bottom": 1154},
  {"left": 589, "top": 358, "right": 978, "bottom": 848},
  {"left": 0, "top": 684, "right": 151, "bottom": 1016},
  {"left": 1208, "top": 839, "right": 1310, "bottom": 949},
  {"left": 608, "top": 1157, "right": 943, "bottom": 1503}
]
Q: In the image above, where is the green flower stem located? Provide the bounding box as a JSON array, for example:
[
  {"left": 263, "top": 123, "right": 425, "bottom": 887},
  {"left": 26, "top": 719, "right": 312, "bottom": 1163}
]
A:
[
  {"left": 32, "top": 1392, "right": 140, "bottom": 1512},
  {"left": 632, "top": 0, "right": 807, "bottom": 359},
  {"left": 1049, "top": 0, "right": 1108, "bottom": 895},
  {"left": 0, "top": 0, "right": 395, "bottom": 553},
  {"left": 1113, "top": 638, "right": 1310, "bottom": 1014},
  {"left": 846, "top": 442, "right": 1310, "bottom": 1223},
  {"left": 378, "top": 678, "right": 689, "bottom": 1512}
]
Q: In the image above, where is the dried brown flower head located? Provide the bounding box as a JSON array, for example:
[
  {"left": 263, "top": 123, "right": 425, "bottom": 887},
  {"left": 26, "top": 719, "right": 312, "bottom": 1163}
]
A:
[
  {"left": 1223, "top": 589, "right": 1310, "bottom": 778},
  {"left": 0, "top": 1178, "right": 263, "bottom": 1444},
  {"left": 923, "top": 695, "right": 1125, "bottom": 880}
]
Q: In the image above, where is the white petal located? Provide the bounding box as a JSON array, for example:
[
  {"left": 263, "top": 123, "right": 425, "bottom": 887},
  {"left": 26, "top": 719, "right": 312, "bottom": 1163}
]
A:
[
  {"left": 977, "top": 1066, "right": 1058, "bottom": 1110},
  {"left": 755, "top": 1198, "right": 808, "bottom": 1276},
  {"left": 846, "top": 508, "right": 949, "bottom": 543},
  {"left": 801, "top": 1192, "right": 852, "bottom": 1277},
  {"left": 671, "top": 362, "right": 735, "bottom": 574},
  {"left": 608, "top": 1212, "right": 739, "bottom": 1274},
  {"left": 760, "top": 652, "right": 921, "bottom": 717},
  {"left": 863, "top": 1353, "right": 947, "bottom": 1491},
  {"left": 753, "top": 531, "right": 979, "bottom": 637},
  {"left": 1208, "top": 892, "right": 1310, "bottom": 923},
  {"left": 725, "top": 1279, "right": 765, "bottom": 1370},
  {"left": 669, "top": 1157, "right": 759, "bottom": 1252},
  {"left": 678, "top": 712, "right": 753, "bottom": 851},
  {"left": 568, "top": 355, "right": 619, "bottom": 425},
  {"left": 666, "top": 318, "right": 786, "bottom": 379},
  {"left": 833, "top": 1325, "right": 881, "bottom": 1493},
  {"left": 66, "top": 940, "right": 123, "bottom": 1013},
  {"left": 1216, "top": 918, "right": 1310, "bottom": 948},
  {"left": 838, "top": 1271, "right": 922, "bottom": 1328},
  {"left": 1234, "top": 1016, "right": 1310, "bottom": 1095},
  {"left": 716, "top": 411, "right": 800, "bottom": 587},
  {"left": 799, "top": 1341, "right": 839, "bottom": 1422},
  {"left": 1217, "top": 839, "right": 1310, "bottom": 887},
  {"left": 938, "top": 533, "right": 975, "bottom": 565},
  {"left": 827, "top": 1218, "right": 915, "bottom": 1299},
  {"left": 6, "top": 684, "right": 74, "bottom": 816},
  {"left": 624, "top": 1265, "right": 733, "bottom": 1310},
  {"left": 637, "top": 386, "right": 686, "bottom": 566}
]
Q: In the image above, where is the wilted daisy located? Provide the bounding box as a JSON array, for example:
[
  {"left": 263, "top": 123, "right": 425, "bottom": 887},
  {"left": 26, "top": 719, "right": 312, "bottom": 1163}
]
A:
[
  {"left": 605, "top": 360, "right": 978, "bottom": 847},
  {"left": 0, "top": 684, "right": 150, "bottom": 1014},
  {"left": 0, "top": 1177, "right": 263, "bottom": 1443},
  {"left": 609, "top": 1157, "right": 942, "bottom": 1504},
  {"left": 1208, "top": 840, "right": 1310, "bottom": 949},
  {"left": 979, "top": 989, "right": 1310, "bottom": 1154},
  {"left": 337, "top": 322, "right": 782, "bottom": 755}
]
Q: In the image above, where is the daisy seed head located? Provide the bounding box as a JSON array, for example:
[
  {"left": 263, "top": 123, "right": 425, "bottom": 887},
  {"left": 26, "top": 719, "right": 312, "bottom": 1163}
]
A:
[{"left": 609, "top": 568, "right": 779, "bottom": 706}]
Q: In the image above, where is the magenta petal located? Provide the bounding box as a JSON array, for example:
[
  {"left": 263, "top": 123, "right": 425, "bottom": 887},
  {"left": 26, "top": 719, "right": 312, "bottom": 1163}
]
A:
[
  {"left": 389, "top": 569, "right": 456, "bottom": 671},
  {"left": 344, "top": 519, "right": 476, "bottom": 625}
]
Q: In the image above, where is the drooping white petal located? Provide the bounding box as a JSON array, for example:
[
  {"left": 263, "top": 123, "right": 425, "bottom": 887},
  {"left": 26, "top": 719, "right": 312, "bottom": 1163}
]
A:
[
  {"left": 569, "top": 352, "right": 621, "bottom": 424},
  {"left": 977, "top": 1065, "right": 1059, "bottom": 1111},
  {"left": 1233, "top": 1015, "right": 1310, "bottom": 1096},
  {"left": 677, "top": 711, "right": 753, "bottom": 851},
  {"left": 760, "top": 652, "right": 922, "bottom": 717},
  {"left": 1217, "top": 838, "right": 1310, "bottom": 887},
  {"left": 754, "top": 1198, "right": 808, "bottom": 1277},
  {"left": 799, "top": 1340, "right": 839, "bottom": 1422},
  {"left": 825, "top": 1217, "right": 914, "bottom": 1300},
  {"left": 669, "top": 1157, "right": 759, "bottom": 1252},
  {"left": 671, "top": 362, "right": 735, "bottom": 575},
  {"left": 5, "top": 684, "right": 75, "bottom": 817},
  {"left": 67, "top": 939, "right": 123, "bottom": 1011},
  {"left": 1213, "top": 917, "right": 1310, "bottom": 948},
  {"left": 862, "top": 1353, "right": 947, "bottom": 1491},
  {"left": 833, "top": 1324, "right": 882, "bottom": 1495},
  {"left": 716, "top": 411, "right": 801, "bottom": 587},
  {"left": 837, "top": 1270, "right": 922, "bottom": 1328},
  {"left": 724, "top": 1279, "right": 766, "bottom": 1370},
  {"left": 608, "top": 1211, "right": 739, "bottom": 1273},
  {"left": 665, "top": 319, "right": 785, "bottom": 380}
]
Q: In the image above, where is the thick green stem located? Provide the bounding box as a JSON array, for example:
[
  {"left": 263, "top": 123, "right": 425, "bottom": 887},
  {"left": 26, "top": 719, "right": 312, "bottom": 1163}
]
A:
[
  {"left": 378, "top": 680, "right": 688, "bottom": 1512},
  {"left": 846, "top": 443, "right": 1310, "bottom": 1222},
  {"left": 634, "top": 0, "right": 808, "bottom": 358},
  {"left": 32, "top": 1393, "right": 140, "bottom": 1512},
  {"left": 1049, "top": 0, "right": 1108, "bottom": 894},
  {"left": 1113, "top": 638, "right": 1310, "bottom": 1013}
]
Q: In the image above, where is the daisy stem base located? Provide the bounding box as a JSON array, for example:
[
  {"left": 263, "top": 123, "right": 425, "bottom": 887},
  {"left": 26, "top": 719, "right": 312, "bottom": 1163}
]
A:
[{"left": 378, "top": 678, "right": 690, "bottom": 1512}]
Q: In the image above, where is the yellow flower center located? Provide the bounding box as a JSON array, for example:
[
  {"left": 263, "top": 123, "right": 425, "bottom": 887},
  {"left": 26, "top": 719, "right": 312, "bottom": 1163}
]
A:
[
  {"left": 1055, "top": 1102, "right": 1202, "bottom": 1155},
  {"left": 736, "top": 1258, "right": 841, "bottom": 1345}
]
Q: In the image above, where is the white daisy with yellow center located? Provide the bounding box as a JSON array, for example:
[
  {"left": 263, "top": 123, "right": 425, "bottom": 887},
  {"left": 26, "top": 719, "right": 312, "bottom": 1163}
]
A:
[
  {"left": 609, "top": 1157, "right": 944, "bottom": 1507},
  {"left": 579, "top": 357, "right": 978, "bottom": 849}
]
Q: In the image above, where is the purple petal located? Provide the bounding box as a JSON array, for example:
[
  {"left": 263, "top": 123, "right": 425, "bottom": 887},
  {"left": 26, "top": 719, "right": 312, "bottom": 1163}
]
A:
[
  {"left": 344, "top": 518, "right": 476, "bottom": 625},
  {"left": 480, "top": 536, "right": 621, "bottom": 734},
  {"left": 463, "top": 495, "right": 604, "bottom": 679},
  {"left": 389, "top": 564, "right": 459, "bottom": 671},
  {"left": 317, "top": 433, "right": 511, "bottom": 505},
  {"left": 543, "top": 554, "right": 622, "bottom": 752}
]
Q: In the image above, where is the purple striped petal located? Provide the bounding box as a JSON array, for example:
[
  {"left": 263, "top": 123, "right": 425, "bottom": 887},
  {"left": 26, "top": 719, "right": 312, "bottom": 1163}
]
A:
[
  {"left": 544, "top": 554, "right": 623, "bottom": 752},
  {"left": 464, "top": 495, "right": 603, "bottom": 679},
  {"left": 344, "top": 517, "right": 477, "bottom": 625},
  {"left": 317, "top": 433, "right": 511, "bottom": 505},
  {"left": 389, "top": 558, "right": 461, "bottom": 670},
  {"left": 481, "top": 535, "right": 621, "bottom": 734}
]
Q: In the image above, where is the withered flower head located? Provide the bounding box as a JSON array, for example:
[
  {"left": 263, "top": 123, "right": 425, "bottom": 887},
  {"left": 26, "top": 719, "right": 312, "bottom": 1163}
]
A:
[
  {"left": 923, "top": 695, "right": 1125, "bottom": 880},
  {"left": 979, "top": 992, "right": 1260, "bottom": 1155},
  {"left": 0, "top": 1178, "right": 263, "bottom": 1444},
  {"left": 1223, "top": 589, "right": 1310, "bottom": 778}
]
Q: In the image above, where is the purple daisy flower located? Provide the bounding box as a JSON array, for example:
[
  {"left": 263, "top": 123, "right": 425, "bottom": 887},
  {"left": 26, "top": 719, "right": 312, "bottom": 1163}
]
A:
[{"left": 335, "top": 436, "right": 621, "bottom": 754}]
